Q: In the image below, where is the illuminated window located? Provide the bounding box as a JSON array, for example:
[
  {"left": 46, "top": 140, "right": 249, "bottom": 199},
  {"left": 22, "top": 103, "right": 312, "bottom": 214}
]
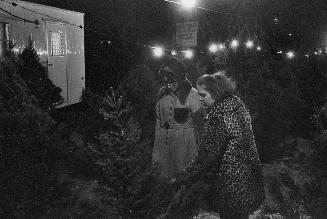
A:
[
  {"left": 48, "top": 30, "right": 65, "bottom": 56},
  {"left": 0, "top": 23, "right": 9, "bottom": 56}
]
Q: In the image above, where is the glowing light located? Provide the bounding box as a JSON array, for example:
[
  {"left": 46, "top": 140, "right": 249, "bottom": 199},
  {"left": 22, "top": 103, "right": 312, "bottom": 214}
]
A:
[
  {"left": 277, "top": 51, "right": 283, "bottom": 54},
  {"left": 209, "top": 43, "right": 218, "bottom": 53},
  {"left": 230, "top": 39, "right": 239, "bottom": 49},
  {"left": 314, "top": 52, "right": 318, "bottom": 55},
  {"left": 245, "top": 40, "right": 254, "bottom": 49},
  {"left": 218, "top": 43, "right": 225, "bottom": 50},
  {"left": 305, "top": 54, "right": 309, "bottom": 58},
  {"left": 274, "top": 18, "right": 278, "bottom": 23},
  {"left": 153, "top": 47, "right": 164, "bottom": 57},
  {"left": 286, "top": 51, "right": 295, "bottom": 59},
  {"left": 183, "top": 49, "right": 193, "bottom": 59},
  {"left": 171, "top": 50, "right": 177, "bottom": 56},
  {"left": 256, "top": 46, "right": 261, "bottom": 51},
  {"left": 181, "top": 0, "right": 197, "bottom": 8}
]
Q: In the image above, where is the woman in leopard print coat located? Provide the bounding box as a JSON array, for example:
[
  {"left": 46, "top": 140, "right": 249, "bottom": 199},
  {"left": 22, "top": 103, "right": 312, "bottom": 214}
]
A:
[{"left": 172, "top": 72, "right": 264, "bottom": 219}]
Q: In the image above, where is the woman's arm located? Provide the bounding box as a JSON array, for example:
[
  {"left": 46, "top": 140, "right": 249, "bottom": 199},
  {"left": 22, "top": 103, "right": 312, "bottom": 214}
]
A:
[
  {"left": 155, "top": 101, "right": 161, "bottom": 131},
  {"left": 176, "top": 113, "right": 227, "bottom": 185},
  {"left": 191, "top": 91, "right": 205, "bottom": 140},
  {"left": 152, "top": 101, "right": 161, "bottom": 164}
]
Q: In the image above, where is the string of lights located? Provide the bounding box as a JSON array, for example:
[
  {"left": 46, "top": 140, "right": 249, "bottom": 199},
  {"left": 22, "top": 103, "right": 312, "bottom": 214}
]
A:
[
  {"left": 161, "top": 0, "right": 325, "bottom": 60},
  {"left": 148, "top": 39, "right": 262, "bottom": 59},
  {"left": 90, "top": 28, "right": 322, "bottom": 60},
  {"left": 161, "top": 0, "right": 264, "bottom": 60},
  {"left": 81, "top": 1, "right": 327, "bottom": 60},
  {"left": 138, "top": 39, "right": 324, "bottom": 60},
  {"left": 1, "top": 0, "right": 83, "bottom": 29},
  {"left": 1, "top": 0, "right": 320, "bottom": 60}
]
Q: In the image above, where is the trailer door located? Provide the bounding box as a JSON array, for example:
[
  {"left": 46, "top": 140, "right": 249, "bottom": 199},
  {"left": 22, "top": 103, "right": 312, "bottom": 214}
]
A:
[{"left": 45, "top": 22, "right": 68, "bottom": 103}]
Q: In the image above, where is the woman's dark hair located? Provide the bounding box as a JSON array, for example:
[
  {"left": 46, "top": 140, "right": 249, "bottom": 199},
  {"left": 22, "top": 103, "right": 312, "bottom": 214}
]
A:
[
  {"left": 158, "top": 57, "right": 192, "bottom": 104},
  {"left": 197, "top": 71, "right": 236, "bottom": 101}
]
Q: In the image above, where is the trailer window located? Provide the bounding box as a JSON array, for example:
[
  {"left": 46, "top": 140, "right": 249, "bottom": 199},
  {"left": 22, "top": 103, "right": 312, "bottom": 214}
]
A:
[
  {"left": 0, "top": 23, "right": 9, "bottom": 56},
  {"left": 48, "top": 30, "right": 65, "bottom": 56}
]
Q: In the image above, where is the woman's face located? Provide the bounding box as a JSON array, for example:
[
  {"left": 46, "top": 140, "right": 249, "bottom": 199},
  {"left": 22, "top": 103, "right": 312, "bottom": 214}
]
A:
[
  {"left": 161, "top": 65, "right": 180, "bottom": 91},
  {"left": 164, "top": 76, "right": 178, "bottom": 91},
  {"left": 197, "top": 84, "right": 215, "bottom": 106}
]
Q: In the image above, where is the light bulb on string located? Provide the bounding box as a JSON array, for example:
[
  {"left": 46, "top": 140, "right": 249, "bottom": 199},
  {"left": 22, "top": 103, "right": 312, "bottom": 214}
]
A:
[
  {"left": 274, "top": 17, "right": 279, "bottom": 24},
  {"left": 230, "top": 39, "right": 239, "bottom": 49},
  {"left": 171, "top": 50, "right": 177, "bottom": 56},
  {"left": 181, "top": 0, "right": 197, "bottom": 8},
  {"left": 218, "top": 43, "right": 225, "bottom": 51},
  {"left": 286, "top": 51, "right": 295, "bottom": 59},
  {"left": 183, "top": 49, "right": 194, "bottom": 59},
  {"left": 245, "top": 40, "right": 254, "bottom": 49},
  {"left": 209, "top": 43, "right": 218, "bottom": 53},
  {"left": 153, "top": 46, "right": 164, "bottom": 57}
]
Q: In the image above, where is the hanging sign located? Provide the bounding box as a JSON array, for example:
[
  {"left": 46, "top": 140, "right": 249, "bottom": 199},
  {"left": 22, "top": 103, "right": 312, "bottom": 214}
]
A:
[{"left": 175, "top": 21, "right": 198, "bottom": 47}]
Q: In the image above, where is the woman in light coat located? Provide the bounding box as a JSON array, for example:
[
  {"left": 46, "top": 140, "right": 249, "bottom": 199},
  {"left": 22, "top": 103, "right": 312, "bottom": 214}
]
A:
[{"left": 152, "top": 58, "right": 205, "bottom": 178}]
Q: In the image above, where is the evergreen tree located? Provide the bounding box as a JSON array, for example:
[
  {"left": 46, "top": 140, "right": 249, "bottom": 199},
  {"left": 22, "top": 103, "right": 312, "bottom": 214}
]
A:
[
  {"left": 18, "top": 41, "right": 63, "bottom": 109},
  {"left": 0, "top": 50, "right": 65, "bottom": 218}
]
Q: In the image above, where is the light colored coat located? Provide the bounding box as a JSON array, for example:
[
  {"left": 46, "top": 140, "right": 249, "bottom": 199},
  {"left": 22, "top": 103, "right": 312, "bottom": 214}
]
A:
[{"left": 152, "top": 87, "right": 204, "bottom": 178}]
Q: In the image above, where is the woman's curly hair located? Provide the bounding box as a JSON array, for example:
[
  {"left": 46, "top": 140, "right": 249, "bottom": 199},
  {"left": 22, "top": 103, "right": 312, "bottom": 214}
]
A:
[{"left": 197, "top": 71, "right": 236, "bottom": 101}]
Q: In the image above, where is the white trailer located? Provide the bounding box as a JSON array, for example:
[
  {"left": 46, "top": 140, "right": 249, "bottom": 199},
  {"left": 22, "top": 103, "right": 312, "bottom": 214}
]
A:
[{"left": 0, "top": 0, "right": 85, "bottom": 107}]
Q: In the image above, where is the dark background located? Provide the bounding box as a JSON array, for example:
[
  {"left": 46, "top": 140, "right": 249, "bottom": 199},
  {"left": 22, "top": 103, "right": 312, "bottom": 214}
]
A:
[{"left": 24, "top": 0, "right": 327, "bottom": 92}]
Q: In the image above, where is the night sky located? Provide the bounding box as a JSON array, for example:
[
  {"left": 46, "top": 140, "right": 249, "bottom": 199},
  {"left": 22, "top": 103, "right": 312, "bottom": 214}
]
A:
[{"left": 24, "top": 0, "right": 327, "bottom": 46}]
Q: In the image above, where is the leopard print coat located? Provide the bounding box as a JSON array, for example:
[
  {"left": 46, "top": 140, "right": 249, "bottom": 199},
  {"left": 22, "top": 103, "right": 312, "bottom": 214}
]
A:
[{"left": 176, "top": 95, "right": 264, "bottom": 215}]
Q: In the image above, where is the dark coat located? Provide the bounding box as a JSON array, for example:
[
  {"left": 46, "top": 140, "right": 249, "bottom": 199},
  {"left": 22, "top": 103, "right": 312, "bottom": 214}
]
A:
[{"left": 176, "top": 95, "right": 264, "bottom": 215}]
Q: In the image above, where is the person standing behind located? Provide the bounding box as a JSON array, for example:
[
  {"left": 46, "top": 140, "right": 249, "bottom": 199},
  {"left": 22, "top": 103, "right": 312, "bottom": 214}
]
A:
[
  {"left": 168, "top": 72, "right": 264, "bottom": 219},
  {"left": 152, "top": 57, "right": 205, "bottom": 178}
]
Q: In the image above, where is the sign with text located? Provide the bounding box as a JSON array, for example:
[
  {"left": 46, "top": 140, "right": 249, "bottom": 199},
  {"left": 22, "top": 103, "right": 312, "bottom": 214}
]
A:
[{"left": 175, "top": 21, "right": 198, "bottom": 47}]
